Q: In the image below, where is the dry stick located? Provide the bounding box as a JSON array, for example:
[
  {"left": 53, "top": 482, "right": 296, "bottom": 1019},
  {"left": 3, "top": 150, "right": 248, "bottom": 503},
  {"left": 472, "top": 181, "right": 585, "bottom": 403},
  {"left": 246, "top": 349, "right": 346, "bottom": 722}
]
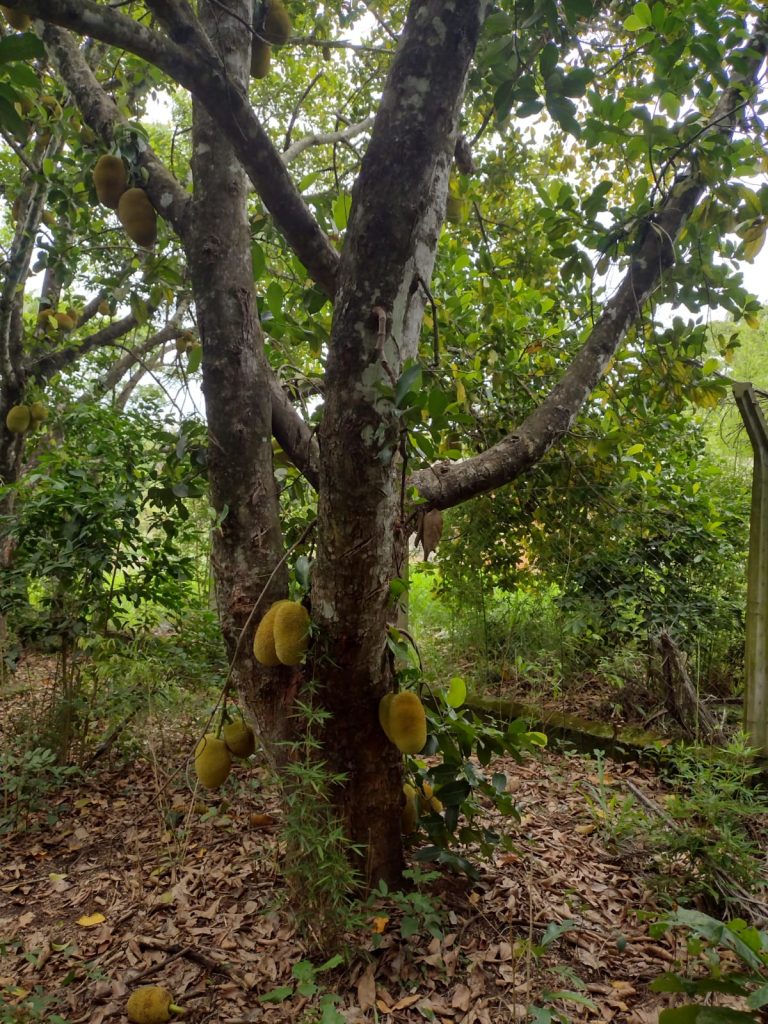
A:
[
  {"left": 135, "top": 938, "right": 250, "bottom": 988},
  {"left": 623, "top": 777, "right": 768, "bottom": 925}
]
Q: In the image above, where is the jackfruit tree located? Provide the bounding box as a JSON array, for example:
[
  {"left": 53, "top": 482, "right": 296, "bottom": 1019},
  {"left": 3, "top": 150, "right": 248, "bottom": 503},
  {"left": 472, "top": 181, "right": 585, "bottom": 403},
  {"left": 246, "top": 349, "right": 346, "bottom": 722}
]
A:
[{"left": 1, "top": 0, "right": 766, "bottom": 885}]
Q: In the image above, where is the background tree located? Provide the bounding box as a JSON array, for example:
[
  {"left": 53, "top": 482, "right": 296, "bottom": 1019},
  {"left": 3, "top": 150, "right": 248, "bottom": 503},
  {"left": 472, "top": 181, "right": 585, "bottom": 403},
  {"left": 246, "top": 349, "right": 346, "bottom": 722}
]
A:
[{"left": 0, "top": 0, "right": 766, "bottom": 886}]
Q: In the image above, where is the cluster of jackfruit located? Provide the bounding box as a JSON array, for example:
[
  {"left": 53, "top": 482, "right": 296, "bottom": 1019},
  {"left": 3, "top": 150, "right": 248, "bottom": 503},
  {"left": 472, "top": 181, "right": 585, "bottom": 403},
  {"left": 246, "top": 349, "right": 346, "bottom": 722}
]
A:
[
  {"left": 193, "top": 715, "right": 256, "bottom": 790},
  {"left": 253, "top": 599, "right": 310, "bottom": 666},
  {"left": 402, "top": 780, "right": 443, "bottom": 834},
  {"left": 1, "top": 5, "right": 30, "bottom": 31},
  {"left": 126, "top": 984, "right": 184, "bottom": 1024},
  {"left": 378, "top": 691, "right": 427, "bottom": 754},
  {"left": 37, "top": 307, "right": 77, "bottom": 333},
  {"left": 93, "top": 154, "right": 158, "bottom": 248},
  {"left": 251, "top": 0, "right": 292, "bottom": 79},
  {"left": 5, "top": 401, "right": 48, "bottom": 435}
]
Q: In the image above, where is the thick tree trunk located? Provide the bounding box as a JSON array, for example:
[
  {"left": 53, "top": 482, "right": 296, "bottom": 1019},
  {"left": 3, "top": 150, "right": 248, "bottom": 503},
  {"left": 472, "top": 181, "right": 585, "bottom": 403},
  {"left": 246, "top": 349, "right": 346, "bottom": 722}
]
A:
[{"left": 188, "top": 0, "right": 288, "bottom": 745}]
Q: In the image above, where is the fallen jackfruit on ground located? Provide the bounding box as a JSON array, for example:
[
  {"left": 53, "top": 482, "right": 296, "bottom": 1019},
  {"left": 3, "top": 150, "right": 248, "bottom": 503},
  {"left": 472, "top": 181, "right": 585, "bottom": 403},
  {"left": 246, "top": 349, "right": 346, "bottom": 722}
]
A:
[
  {"left": 253, "top": 599, "right": 310, "bottom": 666},
  {"left": 126, "top": 984, "right": 183, "bottom": 1024},
  {"left": 384, "top": 691, "right": 427, "bottom": 754},
  {"left": 194, "top": 733, "right": 232, "bottom": 789},
  {"left": 222, "top": 719, "right": 256, "bottom": 758}
]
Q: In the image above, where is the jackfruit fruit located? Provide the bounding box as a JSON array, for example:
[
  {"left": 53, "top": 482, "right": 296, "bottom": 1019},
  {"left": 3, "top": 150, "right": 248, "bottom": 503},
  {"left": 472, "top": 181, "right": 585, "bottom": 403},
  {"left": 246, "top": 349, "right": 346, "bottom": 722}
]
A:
[
  {"left": 54, "top": 311, "right": 75, "bottom": 332},
  {"left": 378, "top": 693, "right": 395, "bottom": 742},
  {"left": 251, "top": 39, "right": 271, "bottom": 78},
  {"left": 262, "top": 0, "right": 291, "bottom": 45},
  {"left": 29, "top": 402, "right": 48, "bottom": 423},
  {"left": 222, "top": 719, "right": 256, "bottom": 758},
  {"left": 1, "top": 7, "right": 30, "bottom": 31},
  {"left": 175, "top": 331, "right": 195, "bottom": 355},
  {"left": 40, "top": 95, "right": 62, "bottom": 118},
  {"left": 126, "top": 984, "right": 182, "bottom": 1024},
  {"left": 80, "top": 125, "right": 97, "bottom": 146},
  {"left": 253, "top": 599, "right": 293, "bottom": 666},
  {"left": 42, "top": 210, "right": 56, "bottom": 228},
  {"left": 402, "top": 783, "right": 419, "bottom": 834},
  {"left": 194, "top": 733, "right": 232, "bottom": 789},
  {"left": 387, "top": 692, "right": 427, "bottom": 754},
  {"left": 93, "top": 154, "right": 127, "bottom": 210},
  {"left": 446, "top": 195, "right": 469, "bottom": 224},
  {"left": 5, "top": 405, "right": 30, "bottom": 433},
  {"left": 98, "top": 299, "right": 111, "bottom": 315},
  {"left": 273, "top": 600, "right": 310, "bottom": 665},
  {"left": 419, "top": 780, "right": 443, "bottom": 814},
  {"left": 118, "top": 187, "right": 157, "bottom": 247}
]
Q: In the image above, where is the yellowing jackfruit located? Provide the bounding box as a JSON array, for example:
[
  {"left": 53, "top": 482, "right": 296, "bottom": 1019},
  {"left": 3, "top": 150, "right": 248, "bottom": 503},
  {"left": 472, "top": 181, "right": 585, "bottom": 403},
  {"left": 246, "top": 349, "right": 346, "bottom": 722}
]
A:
[
  {"left": 194, "top": 733, "right": 231, "bottom": 790},
  {"left": 419, "top": 780, "right": 443, "bottom": 814},
  {"left": 253, "top": 599, "right": 293, "bottom": 666},
  {"left": 126, "top": 985, "right": 180, "bottom": 1024},
  {"left": 175, "top": 330, "right": 195, "bottom": 354},
  {"left": 118, "top": 187, "right": 157, "bottom": 248},
  {"left": 273, "top": 600, "right": 310, "bottom": 665},
  {"left": 251, "top": 39, "right": 271, "bottom": 78},
  {"left": 1, "top": 6, "right": 31, "bottom": 31},
  {"left": 402, "top": 783, "right": 419, "bottom": 835},
  {"left": 93, "top": 154, "right": 127, "bottom": 210},
  {"left": 222, "top": 719, "right": 256, "bottom": 758},
  {"left": 29, "top": 401, "right": 48, "bottom": 423},
  {"left": 378, "top": 693, "right": 395, "bottom": 742},
  {"left": 54, "top": 311, "right": 75, "bottom": 332},
  {"left": 262, "top": 0, "right": 291, "bottom": 45},
  {"left": 387, "top": 692, "right": 427, "bottom": 754},
  {"left": 5, "top": 405, "right": 30, "bottom": 433}
]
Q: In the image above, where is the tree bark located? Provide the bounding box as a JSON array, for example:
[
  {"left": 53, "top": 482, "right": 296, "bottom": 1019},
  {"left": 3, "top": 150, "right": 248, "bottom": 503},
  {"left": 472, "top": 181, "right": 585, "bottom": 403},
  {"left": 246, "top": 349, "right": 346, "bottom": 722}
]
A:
[{"left": 187, "top": 0, "right": 289, "bottom": 748}]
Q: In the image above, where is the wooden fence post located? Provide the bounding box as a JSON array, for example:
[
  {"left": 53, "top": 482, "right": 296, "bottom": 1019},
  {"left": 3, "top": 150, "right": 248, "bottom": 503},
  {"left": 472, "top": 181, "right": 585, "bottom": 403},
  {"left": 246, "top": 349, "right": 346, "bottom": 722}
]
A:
[{"left": 733, "top": 381, "right": 768, "bottom": 755}]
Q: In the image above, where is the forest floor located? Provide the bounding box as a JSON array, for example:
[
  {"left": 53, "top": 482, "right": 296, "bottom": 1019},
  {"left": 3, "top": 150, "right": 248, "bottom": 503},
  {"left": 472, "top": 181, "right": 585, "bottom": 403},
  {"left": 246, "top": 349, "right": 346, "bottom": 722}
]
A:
[{"left": 0, "top": 659, "right": 763, "bottom": 1024}]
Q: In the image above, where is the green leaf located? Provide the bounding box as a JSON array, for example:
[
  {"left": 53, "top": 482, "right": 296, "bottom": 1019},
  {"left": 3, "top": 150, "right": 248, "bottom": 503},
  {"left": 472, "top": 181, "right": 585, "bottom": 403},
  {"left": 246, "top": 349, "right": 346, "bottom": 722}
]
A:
[
  {"left": 251, "top": 241, "right": 265, "bottom": 280},
  {"left": 0, "top": 32, "right": 45, "bottom": 62},
  {"left": 257, "top": 986, "right": 294, "bottom": 1003},
  {"left": 395, "top": 362, "right": 422, "bottom": 406},
  {"left": 331, "top": 192, "right": 352, "bottom": 230}
]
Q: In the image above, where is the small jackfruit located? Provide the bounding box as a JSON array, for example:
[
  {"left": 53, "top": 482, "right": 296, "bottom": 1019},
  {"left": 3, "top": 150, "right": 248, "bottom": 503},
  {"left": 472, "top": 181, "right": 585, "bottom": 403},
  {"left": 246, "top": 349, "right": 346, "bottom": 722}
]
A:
[
  {"left": 118, "top": 187, "right": 157, "bottom": 247},
  {"left": 378, "top": 693, "right": 395, "bottom": 742},
  {"left": 262, "top": 0, "right": 292, "bottom": 45},
  {"left": 54, "top": 311, "right": 76, "bottom": 332},
  {"left": 222, "top": 719, "right": 256, "bottom": 758},
  {"left": 98, "top": 299, "right": 111, "bottom": 315},
  {"left": 419, "top": 780, "right": 443, "bottom": 814},
  {"left": 126, "top": 985, "right": 182, "bottom": 1024},
  {"left": 5, "top": 405, "right": 30, "bottom": 433},
  {"left": 93, "top": 154, "right": 127, "bottom": 209},
  {"left": 446, "top": 195, "right": 469, "bottom": 224},
  {"left": 29, "top": 401, "right": 48, "bottom": 423},
  {"left": 194, "top": 733, "right": 232, "bottom": 790},
  {"left": 251, "top": 39, "right": 271, "bottom": 78},
  {"left": 175, "top": 330, "right": 195, "bottom": 354},
  {"left": 402, "top": 783, "right": 419, "bottom": 835},
  {"left": 273, "top": 600, "right": 310, "bottom": 665},
  {"left": 1, "top": 6, "right": 31, "bottom": 30},
  {"left": 253, "top": 599, "right": 293, "bottom": 666},
  {"left": 387, "top": 692, "right": 427, "bottom": 754}
]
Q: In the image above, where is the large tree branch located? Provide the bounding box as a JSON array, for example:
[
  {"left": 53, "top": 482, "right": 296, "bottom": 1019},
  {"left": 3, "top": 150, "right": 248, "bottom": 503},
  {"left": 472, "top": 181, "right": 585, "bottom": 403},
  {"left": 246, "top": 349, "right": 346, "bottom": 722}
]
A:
[
  {"left": 282, "top": 117, "right": 374, "bottom": 165},
  {"left": 18, "top": 0, "right": 340, "bottom": 295},
  {"left": 409, "top": 22, "right": 768, "bottom": 509},
  {"left": 42, "top": 19, "right": 320, "bottom": 487}
]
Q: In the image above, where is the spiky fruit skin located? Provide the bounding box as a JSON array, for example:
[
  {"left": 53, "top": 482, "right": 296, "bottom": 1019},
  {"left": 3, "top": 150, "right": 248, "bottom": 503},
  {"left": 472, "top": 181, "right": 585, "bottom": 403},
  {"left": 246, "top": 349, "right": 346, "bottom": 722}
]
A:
[
  {"left": 387, "top": 692, "right": 427, "bottom": 754},
  {"left": 118, "top": 188, "right": 157, "bottom": 247},
  {"left": 378, "top": 694, "right": 395, "bottom": 742},
  {"left": 93, "top": 154, "right": 127, "bottom": 209},
  {"left": 273, "top": 601, "right": 310, "bottom": 666},
  {"left": 194, "top": 734, "right": 232, "bottom": 790},
  {"left": 29, "top": 402, "right": 48, "bottom": 423},
  {"left": 251, "top": 40, "right": 271, "bottom": 78},
  {"left": 222, "top": 720, "right": 256, "bottom": 758},
  {"left": 5, "top": 405, "right": 30, "bottom": 434},
  {"left": 1, "top": 6, "right": 31, "bottom": 30},
  {"left": 263, "top": 0, "right": 291, "bottom": 45},
  {"left": 402, "top": 784, "right": 419, "bottom": 835},
  {"left": 253, "top": 599, "right": 293, "bottom": 666},
  {"left": 126, "top": 985, "right": 173, "bottom": 1024}
]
